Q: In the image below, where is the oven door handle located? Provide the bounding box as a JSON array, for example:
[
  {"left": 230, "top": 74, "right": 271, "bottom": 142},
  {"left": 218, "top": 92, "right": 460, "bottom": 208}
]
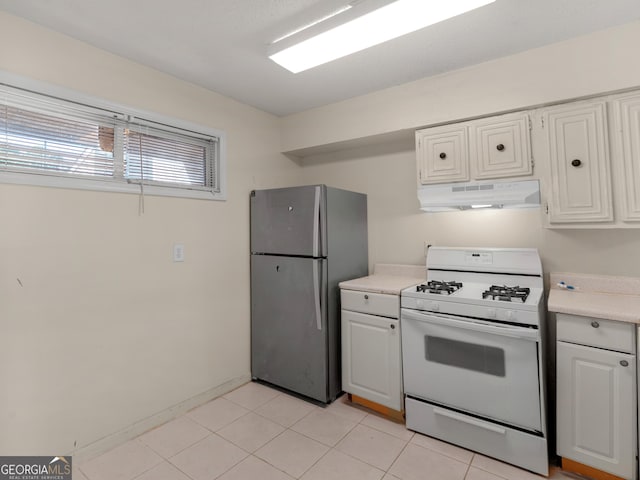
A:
[
  {"left": 433, "top": 407, "right": 507, "bottom": 435},
  {"left": 401, "top": 309, "right": 539, "bottom": 341}
]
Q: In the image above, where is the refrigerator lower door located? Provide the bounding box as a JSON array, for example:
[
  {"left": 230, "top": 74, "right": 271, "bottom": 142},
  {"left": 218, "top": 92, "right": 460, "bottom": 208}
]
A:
[{"left": 251, "top": 255, "right": 329, "bottom": 402}]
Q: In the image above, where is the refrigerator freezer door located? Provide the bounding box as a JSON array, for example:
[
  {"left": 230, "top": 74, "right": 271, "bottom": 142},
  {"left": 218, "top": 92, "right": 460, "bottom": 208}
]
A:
[
  {"left": 251, "top": 254, "right": 328, "bottom": 402},
  {"left": 251, "top": 185, "right": 324, "bottom": 257}
]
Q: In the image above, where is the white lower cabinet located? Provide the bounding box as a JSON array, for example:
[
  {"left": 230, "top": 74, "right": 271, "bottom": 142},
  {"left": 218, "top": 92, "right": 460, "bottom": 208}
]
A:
[
  {"left": 556, "top": 314, "right": 637, "bottom": 479},
  {"left": 341, "top": 291, "right": 403, "bottom": 411}
]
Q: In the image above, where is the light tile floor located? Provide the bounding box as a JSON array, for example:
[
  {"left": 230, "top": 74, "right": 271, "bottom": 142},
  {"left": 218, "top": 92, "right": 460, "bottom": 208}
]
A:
[{"left": 77, "top": 382, "right": 579, "bottom": 480}]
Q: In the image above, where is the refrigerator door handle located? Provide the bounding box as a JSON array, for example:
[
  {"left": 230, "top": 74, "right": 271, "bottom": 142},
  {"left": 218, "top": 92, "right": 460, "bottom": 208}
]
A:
[
  {"left": 313, "top": 259, "right": 322, "bottom": 331},
  {"left": 312, "top": 186, "right": 320, "bottom": 258}
]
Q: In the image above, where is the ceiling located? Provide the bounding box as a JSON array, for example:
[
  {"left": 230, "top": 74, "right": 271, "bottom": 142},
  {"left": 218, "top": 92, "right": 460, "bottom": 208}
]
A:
[{"left": 1, "top": 0, "right": 639, "bottom": 116}]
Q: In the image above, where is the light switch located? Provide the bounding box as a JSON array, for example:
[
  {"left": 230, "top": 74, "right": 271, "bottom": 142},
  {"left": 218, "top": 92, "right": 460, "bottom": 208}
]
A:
[{"left": 173, "top": 243, "right": 185, "bottom": 262}]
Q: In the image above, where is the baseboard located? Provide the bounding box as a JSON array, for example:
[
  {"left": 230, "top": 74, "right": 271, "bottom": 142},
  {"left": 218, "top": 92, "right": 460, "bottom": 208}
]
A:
[
  {"left": 561, "top": 457, "right": 627, "bottom": 480},
  {"left": 70, "top": 374, "right": 251, "bottom": 463},
  {"left": 348, "top": 394, "right": 405, "bottom": 423}
]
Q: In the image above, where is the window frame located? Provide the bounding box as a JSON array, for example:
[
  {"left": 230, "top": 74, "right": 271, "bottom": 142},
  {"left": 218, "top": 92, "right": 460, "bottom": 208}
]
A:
[{"left": 0, "top": 72, "right": 227, "bottom": 201}]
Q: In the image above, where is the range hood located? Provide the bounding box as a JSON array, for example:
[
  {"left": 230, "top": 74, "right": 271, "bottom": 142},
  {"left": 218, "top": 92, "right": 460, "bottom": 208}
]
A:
[{"left": 418, "top": 179, "right": 540, "bottom": 212}]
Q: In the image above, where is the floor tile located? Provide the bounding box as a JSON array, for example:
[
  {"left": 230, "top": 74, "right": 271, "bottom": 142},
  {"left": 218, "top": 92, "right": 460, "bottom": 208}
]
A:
[
  {"left": 361, "top": 414, "right": 414, "bottom": 441},
  {"left": 138, "top": 416, "right": 210, "bottom": 458},
  {"left": 80, "top": 439, "right": 163, "bottom": 480},
  {"left": 217, "top": 456, "right": 295, "bottom": 480},
  {"left": 324, "top": 395, "right": 369, "bottom": 423},
  {"left": 291, "top": 409, "right": 357, "bottom": 446},
  {"left": 465, "top": 467, "right": 504, "bottom": 480},
  {"left": 389, "top": 443, "right": 468, "bottom": 480},
  {"left": 168, "top": 434, "right": 248, "bottom": 480},
  {"left": 134, "top": 461, "right": 191, "bottom": 480},
  {"left": 217, "top": 412, "right": 285, "bottom": 452},
  {"left": 470, "top": 455, "right": 544, "bottom": 480},
  {"left": 254, "top": 393, "right": 317, "bottom": 427},
  {"left": 410, "top": 433, "right": 474, "bottom": 464},
  {"left": 187, "top": 397, "right": 249, "bottom": 432},
  {"left": 254, "top": 429, "right": 329, "bottom": 478},
  {"left": 300, "top": 449, "right": 384, "bottom": 480},
  {"left": 336, "top": 424, "right": 407, "bottom": 471},
  {"left": 223, "top": 381, "right": 280, "bottom": 410}
]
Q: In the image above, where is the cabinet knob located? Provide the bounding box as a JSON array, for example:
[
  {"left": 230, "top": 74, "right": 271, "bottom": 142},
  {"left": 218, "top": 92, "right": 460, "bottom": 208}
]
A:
[
  {"left": 591, "top": 321, "right": 600, "bottom": 328},
  {"left": 496, "top": 143, "right": 505, "bottom": 151},
  {"left": 571, "top": 159, "right": 582, "bottom": 167},
  {"left": 439, "top": 152, "right": 447, "bottom": 159},
  {"left": 390, "top": 324, "right": 396, "bottom": 330},
  {"left": 620, "top": 360, "right": 629, "bottom": 367},
  {"left": 364, "top": 294, "right": 369, "bottom": 300}
]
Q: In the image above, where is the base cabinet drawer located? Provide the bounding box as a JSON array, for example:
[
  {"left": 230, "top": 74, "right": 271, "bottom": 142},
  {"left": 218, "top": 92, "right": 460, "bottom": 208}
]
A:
[
  {"left": 405, "top": 397, "right": 548, "bottom": 476},
  {"left": 341, "top": 289, "right": 399, "bottom": 318},
  {"left": 557, "top": 313, "right": 635, "bottom": 353}
]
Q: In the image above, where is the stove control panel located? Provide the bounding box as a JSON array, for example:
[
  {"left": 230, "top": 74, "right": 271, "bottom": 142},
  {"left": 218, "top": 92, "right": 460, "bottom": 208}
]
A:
[{"left": 464, "top": 251, "right": 493, "bottom": 265}]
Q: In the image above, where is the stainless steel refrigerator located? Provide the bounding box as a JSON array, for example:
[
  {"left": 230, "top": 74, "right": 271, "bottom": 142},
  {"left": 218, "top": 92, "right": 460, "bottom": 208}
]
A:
[{"left": 250, "top": 185, "right": 368, "bottom": 404}]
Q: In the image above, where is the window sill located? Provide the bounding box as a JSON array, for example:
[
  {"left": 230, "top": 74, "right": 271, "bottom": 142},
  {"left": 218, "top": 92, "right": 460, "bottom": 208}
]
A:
[{"left": 0, "top": 171, "right": 226, "bottom": 201}]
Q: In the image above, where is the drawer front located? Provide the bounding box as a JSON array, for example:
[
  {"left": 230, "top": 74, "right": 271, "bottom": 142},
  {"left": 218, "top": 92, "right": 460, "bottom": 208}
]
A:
[
  {"left": 341, "top": 290, "right": 399, "bottom": 318},
  {"left": 557, "top": 313, "right": 635, "bottom": 353},
  {"left": 405, "top": 397, "right": 548, "bottom": 476}
]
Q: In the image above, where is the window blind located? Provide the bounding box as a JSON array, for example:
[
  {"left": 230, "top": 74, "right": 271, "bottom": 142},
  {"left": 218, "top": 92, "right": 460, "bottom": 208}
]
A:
[{"left": 0, "top": 84, "right": 221, "bottom": 196}]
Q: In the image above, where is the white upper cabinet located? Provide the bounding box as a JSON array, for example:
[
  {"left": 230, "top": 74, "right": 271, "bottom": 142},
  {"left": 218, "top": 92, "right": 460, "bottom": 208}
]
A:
[
  {"left": 612, "top": 92, "right": 640, "bottom": 223},
  {"left": 471, "top": 112, "right": 532, "bottom": 180},
  {"left": 541, "top": 100, "right": 613, "bottom": 224},
  {"left": 416, "top": 112, "right": 532, "bottom": 185},
  {"left": 416, "top": 124, "right": 469, "bottom": 184}
]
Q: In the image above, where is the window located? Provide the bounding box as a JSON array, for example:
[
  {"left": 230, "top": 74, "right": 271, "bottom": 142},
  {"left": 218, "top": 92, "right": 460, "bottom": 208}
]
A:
[{"left": 0, "top": 83, "right": 224, "bottom": 200}]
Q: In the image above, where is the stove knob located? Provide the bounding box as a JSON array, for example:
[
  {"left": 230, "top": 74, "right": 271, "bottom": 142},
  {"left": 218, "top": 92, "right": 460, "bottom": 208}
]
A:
[
  {"left": 416, "top": 299, "right": 424, "bottom": 309},
  {"left": 506, "top": 310, "right": 516, "bottom": 321},
  {"left": 430, "top": 302, "right": 440, "bottom": 312},
  {"left": 487, "top": 308, "right": 497, "bottom": 318}
]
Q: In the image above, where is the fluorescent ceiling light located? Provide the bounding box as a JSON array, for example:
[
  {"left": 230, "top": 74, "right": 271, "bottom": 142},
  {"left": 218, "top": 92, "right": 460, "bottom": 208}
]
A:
[{"left": 270, "top": 0, "right": 496, "bottom": 73}]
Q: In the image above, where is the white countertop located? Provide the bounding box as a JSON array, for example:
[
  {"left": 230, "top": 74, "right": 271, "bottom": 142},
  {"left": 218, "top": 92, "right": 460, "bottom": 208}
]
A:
[
  {"left": 339, "top": 264, "right": 425, "bottom": 296},
  {"left": 548, "top": 272, "right": 640, "bottom": 324}
]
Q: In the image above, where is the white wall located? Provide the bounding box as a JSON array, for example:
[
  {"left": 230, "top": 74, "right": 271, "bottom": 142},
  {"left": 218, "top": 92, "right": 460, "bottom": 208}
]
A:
[
  {"left": 0, "top": 12, "right": 299, "bottom": 457},
  {"left": 296, "top": 141, "right": 640, "bottom": 278},
  {"left": 282, "top": 20, "right": 640, "bottom": 154},
  {"left": 286, "top": 21, "right": 640, "bottom": 278}
]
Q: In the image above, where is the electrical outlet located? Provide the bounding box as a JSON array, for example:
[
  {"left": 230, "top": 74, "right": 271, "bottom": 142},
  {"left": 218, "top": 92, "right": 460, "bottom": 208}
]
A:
[{"left": 173, "top": 243, "right": 185, "bottom": 262}]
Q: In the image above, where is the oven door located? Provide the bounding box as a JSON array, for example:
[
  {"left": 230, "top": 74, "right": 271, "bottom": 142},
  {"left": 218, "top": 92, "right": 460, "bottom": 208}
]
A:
[{"left": 401, "top": 308, "right": 542, "bottom": 432}]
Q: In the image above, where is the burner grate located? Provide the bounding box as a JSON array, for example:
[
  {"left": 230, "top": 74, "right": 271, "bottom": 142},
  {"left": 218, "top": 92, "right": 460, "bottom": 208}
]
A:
[
  {"left": 482, "top": 285, "right": 530, "bottom": 303},
  {"left": 417, "top": 280, "right": 463, "bottom": 295}
]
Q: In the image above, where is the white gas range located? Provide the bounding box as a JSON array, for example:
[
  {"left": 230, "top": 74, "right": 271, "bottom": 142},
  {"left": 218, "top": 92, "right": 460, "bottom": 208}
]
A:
[{"left": 400, "top": 247, "right": 548, "bottom": 475}]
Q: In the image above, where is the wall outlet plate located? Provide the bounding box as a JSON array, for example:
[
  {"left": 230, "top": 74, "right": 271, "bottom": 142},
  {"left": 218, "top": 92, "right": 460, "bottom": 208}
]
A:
[{"left": 173, "top": 243, "right": 185, "bottom": 262}]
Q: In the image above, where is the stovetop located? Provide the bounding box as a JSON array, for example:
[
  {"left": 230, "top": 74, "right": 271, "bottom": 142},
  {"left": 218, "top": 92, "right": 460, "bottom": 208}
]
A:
[{"left": 401, "top": 247, "right": 545, "bottom": 326}]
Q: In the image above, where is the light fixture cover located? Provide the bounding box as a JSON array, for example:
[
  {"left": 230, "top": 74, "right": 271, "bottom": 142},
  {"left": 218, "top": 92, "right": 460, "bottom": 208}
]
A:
[{"left": 270, "top": 0, "right": 496, "bottom": 73}]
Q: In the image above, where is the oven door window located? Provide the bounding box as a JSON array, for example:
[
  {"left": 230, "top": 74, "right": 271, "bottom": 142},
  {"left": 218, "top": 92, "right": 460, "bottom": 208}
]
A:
[
  {"left": 425, "top": 336, "right": 505, "bottom": 377},
  {"left": 401, "top": 311, "right": 542, "bottom": 432}
]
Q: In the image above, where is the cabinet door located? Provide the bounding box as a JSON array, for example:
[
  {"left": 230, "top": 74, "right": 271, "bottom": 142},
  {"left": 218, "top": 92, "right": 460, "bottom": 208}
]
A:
[
  {"left": 613, "top": 93, "right": 640, "bottom": 222},
  {"left": 557, "top": 341, "right": 636, "bottom": 479},
  {"left": 341, "top": 309, "right": 402, "bottom": 410},
  {"left": 543, "top": 101, "right": 613, "bottom": 223},
  {"left": 471, "top": 112, "right": 532, "bottom": 180},
  {"left": 416, "top": 125, "right": 469, "bottom": 184}
]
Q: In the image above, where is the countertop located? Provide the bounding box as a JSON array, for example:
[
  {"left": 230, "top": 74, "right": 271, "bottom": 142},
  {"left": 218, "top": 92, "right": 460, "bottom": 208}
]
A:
[
  {"left": 339, "top": 264, "right": 425, "bottom": 296},
  {"left": 548, "top": 272, "right": 640, "bottom": 324}
]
